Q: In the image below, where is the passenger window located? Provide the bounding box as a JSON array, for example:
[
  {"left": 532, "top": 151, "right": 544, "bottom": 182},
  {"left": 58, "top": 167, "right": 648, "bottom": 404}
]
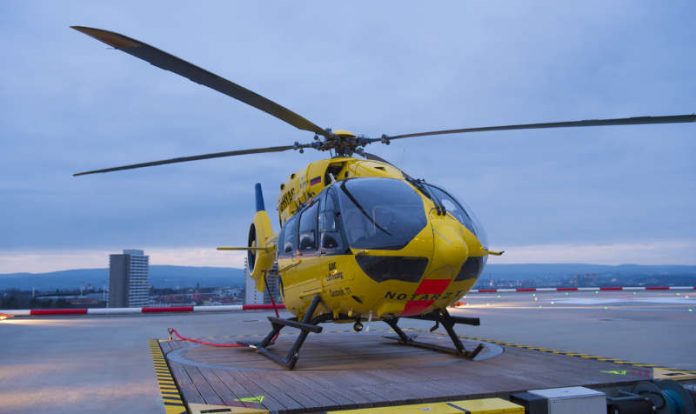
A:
[
  {"left": 319, "top": 190, "right": 345, "bottom": 253},
  {"left": 298, "top": 202, "right": 319, "bottom": 252},
  {"left": 279, "top": 215, "right": 299, "bottom": 256},
  {"left": 319, "top": 192, "right": 337, "bottom": 231}
]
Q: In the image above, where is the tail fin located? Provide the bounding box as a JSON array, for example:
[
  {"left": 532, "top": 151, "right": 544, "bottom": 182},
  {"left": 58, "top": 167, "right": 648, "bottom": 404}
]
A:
[
  {"left": 255, "top": 183, "right": 265, "bottom": 212},
  {"left": 218, "top": 184, "right": 277, "bottom": 291}
]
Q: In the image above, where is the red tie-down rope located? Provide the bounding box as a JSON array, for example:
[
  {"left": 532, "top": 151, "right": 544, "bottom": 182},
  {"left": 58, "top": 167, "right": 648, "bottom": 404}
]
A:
[
  {"left": 167, "top": 327, "right": 246, "bottom": 347},
  {"left": 167, "top": 273, "right": 282, "bottom": 347}
]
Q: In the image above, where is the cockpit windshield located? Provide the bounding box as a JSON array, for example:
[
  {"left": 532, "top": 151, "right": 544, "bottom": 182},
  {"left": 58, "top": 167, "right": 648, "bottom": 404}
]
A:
[{"left": 337, "top": 178, "right": 426, "bottom": 250}]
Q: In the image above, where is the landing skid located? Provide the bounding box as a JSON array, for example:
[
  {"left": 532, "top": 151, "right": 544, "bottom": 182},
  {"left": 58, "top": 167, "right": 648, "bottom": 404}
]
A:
[
  {"left": 241, "top": 295, "right": 325, "bottom": 370},
  {"left": 245, "top": 298, "right": 484, "bottom": 369},
  {"left": 383, "top": 309, "right": 485, "bottom": 360}
]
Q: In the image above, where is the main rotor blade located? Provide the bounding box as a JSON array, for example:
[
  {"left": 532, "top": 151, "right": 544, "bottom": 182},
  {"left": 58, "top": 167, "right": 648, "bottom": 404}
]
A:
[
  {"left": 74, "top": 144, "right": 300, "bottom": 176},
  {"left": 71, "top": 26, "right": 329, "bottom": 137},
  {"left": 385, "top": 114, "right": 696, "bottom": 140}
]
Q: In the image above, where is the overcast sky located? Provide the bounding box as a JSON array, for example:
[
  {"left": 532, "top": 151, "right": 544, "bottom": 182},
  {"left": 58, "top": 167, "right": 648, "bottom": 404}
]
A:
[{"left": 1, "top": 1, "right": 695, "bottom": 272}]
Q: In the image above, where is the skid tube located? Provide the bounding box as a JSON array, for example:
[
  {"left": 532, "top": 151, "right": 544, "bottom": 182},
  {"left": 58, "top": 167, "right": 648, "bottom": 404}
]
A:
[{"left": 384, "top": 308, "right": 485, "bottom": 359}]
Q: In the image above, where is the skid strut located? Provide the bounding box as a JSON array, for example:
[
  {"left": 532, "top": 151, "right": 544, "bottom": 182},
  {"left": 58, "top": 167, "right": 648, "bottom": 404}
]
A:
[
  {"left": 244, "top": 295, "right": 323, "bottom": 370},
  {"left": 384, "top": 308, "right": 484, "bottom": 359}
]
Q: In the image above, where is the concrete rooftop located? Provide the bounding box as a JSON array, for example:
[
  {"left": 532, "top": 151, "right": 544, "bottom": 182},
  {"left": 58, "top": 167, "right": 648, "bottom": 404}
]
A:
[{"left": 1, "top": 290, "right": 694, "bottom": 413}]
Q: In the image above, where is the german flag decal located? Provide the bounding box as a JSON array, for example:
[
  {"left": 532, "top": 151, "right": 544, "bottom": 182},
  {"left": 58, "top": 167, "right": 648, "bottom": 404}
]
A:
[{"left": 310, "top": 176, "right": 322, "bottom": 185}]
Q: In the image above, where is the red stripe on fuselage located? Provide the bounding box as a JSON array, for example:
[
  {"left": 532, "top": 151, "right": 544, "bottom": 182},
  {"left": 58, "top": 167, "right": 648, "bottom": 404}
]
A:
[
  {"left": 415, "top": 279, "right": 451, "bottom": 295},
  {"left": 402, "top": 300, "right": 435, "bottom": 315},
  {"left": 402, "top": 278, "right": 451, "bottom": 316}
]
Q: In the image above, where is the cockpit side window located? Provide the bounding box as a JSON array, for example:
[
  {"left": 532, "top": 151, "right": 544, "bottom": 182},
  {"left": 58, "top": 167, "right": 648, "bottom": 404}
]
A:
[
  {"left": 425, "top": 184, "right": 486, "bottom": 246},
  {"left": 428, "top": 186, "right": 476, "bottom": 232},
  {"left": 298, "top": 201, "right": 319, "bottom": 253},
  {"left": 278, "top": 214, "right": 300, "bottom": 257}
]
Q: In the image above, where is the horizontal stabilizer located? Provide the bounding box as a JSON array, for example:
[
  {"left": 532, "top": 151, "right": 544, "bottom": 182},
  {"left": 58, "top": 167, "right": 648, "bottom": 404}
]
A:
[{"left": 485, "top": 249, "right": 505, "bottom": 256}]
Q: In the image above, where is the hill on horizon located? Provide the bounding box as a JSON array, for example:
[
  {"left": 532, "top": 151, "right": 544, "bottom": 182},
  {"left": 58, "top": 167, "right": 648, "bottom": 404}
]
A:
[{"left": 1, "top": 263, "right": 695, "bottom": 291}]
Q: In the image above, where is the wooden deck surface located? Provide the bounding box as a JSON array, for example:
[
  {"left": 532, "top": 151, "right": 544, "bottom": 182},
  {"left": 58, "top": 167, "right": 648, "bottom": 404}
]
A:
[{"left": 159, "top": 328, "right": 652, "bottom": 413}]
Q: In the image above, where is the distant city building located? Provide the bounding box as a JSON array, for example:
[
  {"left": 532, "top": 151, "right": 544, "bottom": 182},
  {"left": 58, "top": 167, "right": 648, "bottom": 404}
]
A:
[
  {"left": 244, "top": 259, "right": 281, "bottom": 305},
  {"left": 245, "top": 272, "right": 264, "bottom": 305},
  {"left": 108, "top": 249, "right": 150, "bottom": 308},
  {"left": 264, "top": 265, "right": 281, "bottom": 304}
]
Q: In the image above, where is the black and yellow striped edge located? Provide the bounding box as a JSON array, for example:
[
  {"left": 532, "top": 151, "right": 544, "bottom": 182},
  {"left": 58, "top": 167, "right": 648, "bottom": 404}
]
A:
[
  {"left": 324, "top": 327, "right": 696, "bottom": 376},
  {"left": 149, "top": 339, "right": 188, "bottom": 414},
  {"left": 459, "top": 335, "right": 696, "bottom": 377}
]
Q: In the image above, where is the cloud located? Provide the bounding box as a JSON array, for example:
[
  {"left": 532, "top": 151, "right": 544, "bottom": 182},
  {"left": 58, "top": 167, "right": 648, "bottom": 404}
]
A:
[
  {"left": 491, "top": 240, "right": 696, "bottom": 265},
  {"left": 0, "top": 1, "right": 695, "bottom": 269}
]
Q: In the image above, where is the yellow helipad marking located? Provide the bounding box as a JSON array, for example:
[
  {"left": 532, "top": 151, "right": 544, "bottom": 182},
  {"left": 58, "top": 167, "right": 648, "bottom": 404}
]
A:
[
  {"left": 601, "top": 370, "right": 628, "bottom": 375},
  {"left": 188, "top": 402, "right": 268, "bottom": 414},
  {"left": 149, "top": 339, "right": 188, "bottom": 414},
  {"left": 237, "top": 395, "right": 265, "bottom": 404},
  {"left": 329, "top": 397, "right": 524, "bottom": 413}
]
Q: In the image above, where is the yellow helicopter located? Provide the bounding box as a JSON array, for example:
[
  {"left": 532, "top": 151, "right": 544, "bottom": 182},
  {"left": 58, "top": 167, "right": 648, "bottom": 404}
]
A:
[{"left": 72, "top": 26, "right": 696, "bottom": 369}]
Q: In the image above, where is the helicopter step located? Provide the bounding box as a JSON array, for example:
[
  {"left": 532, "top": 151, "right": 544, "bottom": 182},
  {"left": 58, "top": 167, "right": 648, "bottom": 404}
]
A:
[
  {"left": 266, "top": 316, "right": 323, "bottom": 333},
  {"left": 383, "top": 309, "right": 485, "bottom": 359},
  {"left": 241, "top": 295, "right": 324, "bottom": 370}
]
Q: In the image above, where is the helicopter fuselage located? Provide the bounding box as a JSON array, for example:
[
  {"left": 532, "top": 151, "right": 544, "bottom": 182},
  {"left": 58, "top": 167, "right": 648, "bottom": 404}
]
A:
[{"left": 261, "top": 157, "right": 489, "bottom": 322}]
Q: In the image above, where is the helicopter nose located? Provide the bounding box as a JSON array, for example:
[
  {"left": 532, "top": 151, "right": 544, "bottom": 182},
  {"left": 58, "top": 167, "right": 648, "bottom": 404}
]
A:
[{"left": 428, "top": 213, "right": 470, "bottom": 280}]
